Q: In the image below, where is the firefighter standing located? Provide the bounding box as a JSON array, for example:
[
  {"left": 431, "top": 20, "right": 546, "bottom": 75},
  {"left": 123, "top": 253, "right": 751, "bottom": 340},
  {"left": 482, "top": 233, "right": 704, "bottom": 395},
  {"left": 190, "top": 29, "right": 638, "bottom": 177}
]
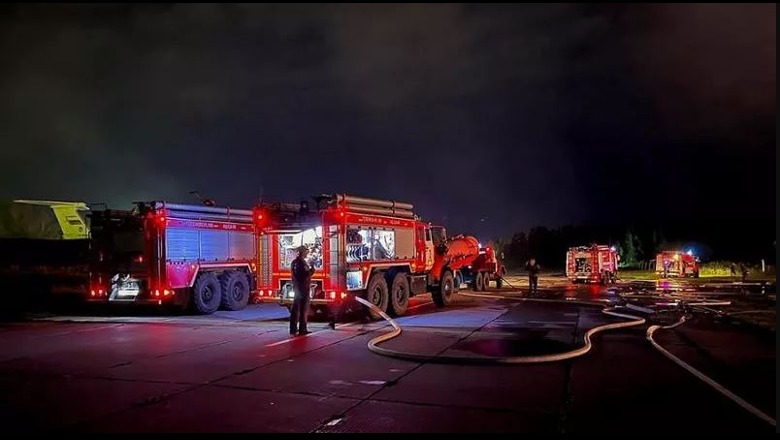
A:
[
  {"left": 739, "top": 263, "right": 748, "bottom": 282},
  {"left": 526, "top": 257, "right": 541, "bottom": 294},
  {"left": 290, "top": 245, "right": 315, "bottom": 336}
]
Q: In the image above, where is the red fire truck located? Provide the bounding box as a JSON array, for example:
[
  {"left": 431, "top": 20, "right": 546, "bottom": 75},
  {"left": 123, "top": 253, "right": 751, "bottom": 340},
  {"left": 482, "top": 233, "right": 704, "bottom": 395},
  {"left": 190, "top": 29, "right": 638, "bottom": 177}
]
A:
[
  {"left": 655, "top": 251, "right": 699, "bottom": 278},
  {"left": 565, "top": 244, "right": 618, "bottom": 284},
  {"left": 445, "top": 235, "right": 507, "bottom": 291},
  {"left": 88, "top": 202, "right": 256, "bottom": 314},
  {"left": 253, "top": 194, "right": 457, "bottom": 317}
]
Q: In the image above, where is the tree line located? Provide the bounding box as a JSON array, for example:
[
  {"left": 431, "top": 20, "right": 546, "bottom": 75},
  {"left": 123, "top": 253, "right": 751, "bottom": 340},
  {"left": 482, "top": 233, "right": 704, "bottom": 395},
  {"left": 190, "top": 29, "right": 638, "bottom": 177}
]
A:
[{"left": 491, "top": 218, "right": 775, "bottom": 270}]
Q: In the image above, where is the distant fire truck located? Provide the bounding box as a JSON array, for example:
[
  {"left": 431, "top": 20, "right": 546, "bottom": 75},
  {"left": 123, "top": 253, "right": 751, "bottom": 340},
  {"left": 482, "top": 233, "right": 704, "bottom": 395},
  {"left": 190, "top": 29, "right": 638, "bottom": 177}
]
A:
[
  {"left": 88, "top": 202, "right": 256, "bottom": 314},
  {"left": 445, "top": 235, "right": 507, "bottom": 291},
  {"left": 253, "top": 194, "right": 458, "bottom": 317},
  {"left": 565, "top": 244, "right": 618, "bottom": 284},
  {"left": 655, "top": 251, "right": 699, "bottom": 278}
]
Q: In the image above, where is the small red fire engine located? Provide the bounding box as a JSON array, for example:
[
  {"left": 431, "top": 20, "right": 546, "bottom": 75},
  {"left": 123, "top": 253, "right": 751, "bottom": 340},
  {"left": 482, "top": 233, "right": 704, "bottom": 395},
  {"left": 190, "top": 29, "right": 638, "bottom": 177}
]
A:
[
  {"left": 565, "top": 244, "right": 619, "bottom": 284},
  {"left": 655, "top": 251, "right": 699, "bottom": 278}
]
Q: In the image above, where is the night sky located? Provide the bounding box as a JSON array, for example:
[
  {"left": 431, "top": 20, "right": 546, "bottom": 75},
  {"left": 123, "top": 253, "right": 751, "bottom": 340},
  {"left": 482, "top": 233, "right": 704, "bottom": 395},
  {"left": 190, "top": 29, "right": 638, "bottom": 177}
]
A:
[{"left": 0, "top": 4, "right": 775, "bottom": 239}]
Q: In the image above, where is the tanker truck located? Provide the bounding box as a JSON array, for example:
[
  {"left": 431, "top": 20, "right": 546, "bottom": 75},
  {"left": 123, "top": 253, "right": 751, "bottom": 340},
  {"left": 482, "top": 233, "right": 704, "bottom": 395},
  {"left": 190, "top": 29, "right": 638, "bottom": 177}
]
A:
[{"left": 443, "top": 234, "right": 507, "bottom": 291}]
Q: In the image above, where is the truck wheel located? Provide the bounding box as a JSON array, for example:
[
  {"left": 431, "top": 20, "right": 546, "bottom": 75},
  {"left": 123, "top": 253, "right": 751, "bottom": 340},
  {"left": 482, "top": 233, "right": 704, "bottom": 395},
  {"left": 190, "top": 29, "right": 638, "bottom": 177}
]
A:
[
  {"left": 389, "top": 273, "right": 410, "bottom": 317},
  {"left": 193, "top": 273, "right": 221, "bottom": 315},
  {"left": 474, "top": 272, "right": 484, "bottom": 291},
  {"left": 220, "top": 271, "right": 250, "bottom": 311},
  {"left": 454, "top": 272, "right": 463, "bottom": 293},
  {"left": 366, "top": 273, "right": 389, "bottom": 319},
  {"left": 433, "top": 270, "right": 455, "bottom": 307}
]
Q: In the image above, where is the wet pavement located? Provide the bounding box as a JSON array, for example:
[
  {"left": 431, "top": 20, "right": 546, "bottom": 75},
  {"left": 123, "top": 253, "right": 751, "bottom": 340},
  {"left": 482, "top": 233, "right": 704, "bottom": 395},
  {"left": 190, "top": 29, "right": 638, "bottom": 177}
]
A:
[{"left": 0, "top": 276, "right": 774, "bottom": 432}]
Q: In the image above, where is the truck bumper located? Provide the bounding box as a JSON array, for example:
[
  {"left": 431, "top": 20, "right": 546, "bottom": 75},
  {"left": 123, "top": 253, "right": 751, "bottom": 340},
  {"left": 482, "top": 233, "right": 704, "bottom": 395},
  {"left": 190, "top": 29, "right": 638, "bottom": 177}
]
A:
[
  {"left": 279, "top": 298, "right": 336, "bottom": 307},
  {"left": 571, "top": 275, "right": 600, "bottom": 283}
]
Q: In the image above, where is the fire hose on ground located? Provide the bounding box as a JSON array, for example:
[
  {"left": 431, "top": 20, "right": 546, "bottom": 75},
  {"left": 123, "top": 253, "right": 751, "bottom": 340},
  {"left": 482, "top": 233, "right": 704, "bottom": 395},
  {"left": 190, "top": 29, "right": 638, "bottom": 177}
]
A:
[
  {"left": 354, "top": 290, "right": 776, "bottom": 427},
  {"left": 353, "top": 293, "right": 646, "bottom": 365},
  {"left": 647, "top": 317, "right": 776, "bottom": 427}
]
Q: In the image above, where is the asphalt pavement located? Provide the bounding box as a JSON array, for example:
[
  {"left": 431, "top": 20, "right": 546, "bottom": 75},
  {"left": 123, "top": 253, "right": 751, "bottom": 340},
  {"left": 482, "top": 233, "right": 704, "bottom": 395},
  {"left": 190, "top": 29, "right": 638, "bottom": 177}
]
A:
[{"left": 0, "top": 279, "right": 774, "bottom": 433}]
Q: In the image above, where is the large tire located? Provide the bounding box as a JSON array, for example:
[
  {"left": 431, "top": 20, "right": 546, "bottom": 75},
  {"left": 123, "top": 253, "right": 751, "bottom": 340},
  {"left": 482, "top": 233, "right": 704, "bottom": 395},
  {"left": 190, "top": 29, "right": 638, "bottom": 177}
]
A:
[
  {"left": 474, "top": 272, "right": 484, "bottom": 291},
  {"left": 433, "top": 270, "right": 455, "bottom": 307},
  {"left": 389, "top": 273, "right": 410, "bottom": 317},
  {"left": 220, "top": 271, "right": 250, "bottom": 311},
  {"left": 365, "top": 273, "right": 389, "bottom": 319},
  {"left": 453, "top": 271, "right": 463, "bottom": 293},
  {"left": 193, "top": 273, "right": 222, "bottom": 315}
]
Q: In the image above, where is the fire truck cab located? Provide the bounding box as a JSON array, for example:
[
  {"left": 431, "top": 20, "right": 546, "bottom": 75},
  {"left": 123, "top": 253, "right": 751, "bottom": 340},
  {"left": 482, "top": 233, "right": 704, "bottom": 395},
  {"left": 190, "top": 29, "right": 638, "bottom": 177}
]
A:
[
  {"left": 88, "top": 202, "right": 256, "bottom": 314},
  {"left": 254, "top": 194, "right": 457, "bottom": 317},
  {"left": 656, "top": 251, "right": 699, "bottom": 278},
  {"left": 566, "top": 244, "right": 618, "bottom": 284}
]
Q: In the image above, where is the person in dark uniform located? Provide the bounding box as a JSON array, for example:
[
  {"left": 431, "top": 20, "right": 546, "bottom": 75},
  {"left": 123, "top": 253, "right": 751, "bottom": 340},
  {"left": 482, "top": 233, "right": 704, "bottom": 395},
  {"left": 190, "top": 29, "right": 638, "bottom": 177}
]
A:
[
  {"left": 739, "top": 263, "right": 748, "bottom": 282},
  {"left": 526, "top": 257, "right": 541, "bottom": 294},
  {"left": 290, "top": 245, "right": 315, "bottom": 336}
]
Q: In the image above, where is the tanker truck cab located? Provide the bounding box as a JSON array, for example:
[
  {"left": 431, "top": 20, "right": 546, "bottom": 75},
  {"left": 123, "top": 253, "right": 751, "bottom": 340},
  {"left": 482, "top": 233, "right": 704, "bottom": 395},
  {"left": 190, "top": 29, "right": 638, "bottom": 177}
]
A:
[
  {"left": 440, "top": 233, "right": 507, "bottom": 291},
  {"left": 255, "top": 194, "right": 458, "bottom": 317},
  {"left": 429, "top": 225, "right": 447, "bottom": 268}
]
